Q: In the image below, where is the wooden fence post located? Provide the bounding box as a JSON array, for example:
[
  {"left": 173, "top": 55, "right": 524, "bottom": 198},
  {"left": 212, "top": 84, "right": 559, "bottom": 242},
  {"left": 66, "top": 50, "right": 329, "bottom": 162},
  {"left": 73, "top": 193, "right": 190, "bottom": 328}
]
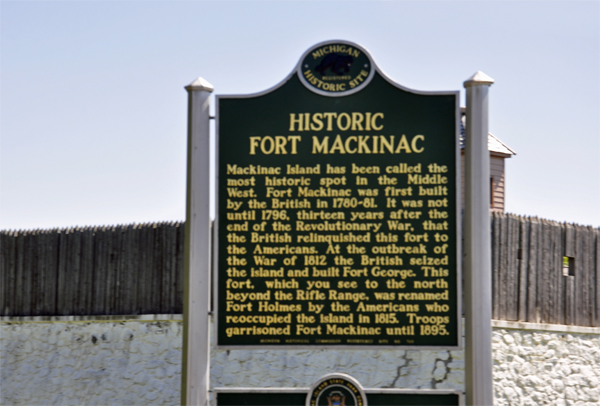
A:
[
  {"left": 463, "top": 71, "right": 494, "bottom": 405},
  {"left": 181, "top": 77, "right": 213, "bottom": 406}
]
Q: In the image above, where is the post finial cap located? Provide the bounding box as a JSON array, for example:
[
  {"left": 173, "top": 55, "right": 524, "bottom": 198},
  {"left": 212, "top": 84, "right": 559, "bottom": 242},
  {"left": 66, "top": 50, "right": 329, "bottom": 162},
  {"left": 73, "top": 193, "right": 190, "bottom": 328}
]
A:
[
  {"left": 185, "top": 77, "right": 214, "bottom": 92},
  {"left": 463, "top": 71, "right": 494, "bottom": 88}
]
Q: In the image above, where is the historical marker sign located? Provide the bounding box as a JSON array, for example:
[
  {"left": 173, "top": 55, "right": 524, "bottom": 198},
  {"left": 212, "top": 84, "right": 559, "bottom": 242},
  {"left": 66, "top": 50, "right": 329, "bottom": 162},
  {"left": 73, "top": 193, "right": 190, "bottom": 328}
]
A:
[{"left": 216, "top": 40, "right": 460, "bottom": 348}]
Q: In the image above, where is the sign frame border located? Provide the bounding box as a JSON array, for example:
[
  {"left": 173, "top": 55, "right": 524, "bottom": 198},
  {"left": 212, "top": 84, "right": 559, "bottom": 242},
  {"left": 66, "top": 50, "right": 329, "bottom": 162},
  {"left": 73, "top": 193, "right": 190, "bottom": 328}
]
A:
[
  {"left": 213, "top": 387, "right": 465, "bottom": 405},
  {"left": 214, "top": 41, "right": 463, "bottom": 351}
]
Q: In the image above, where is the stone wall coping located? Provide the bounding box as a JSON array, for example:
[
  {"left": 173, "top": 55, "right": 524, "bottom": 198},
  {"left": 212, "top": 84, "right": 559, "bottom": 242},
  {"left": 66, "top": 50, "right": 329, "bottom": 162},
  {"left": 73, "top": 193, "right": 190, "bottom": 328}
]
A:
[
  {"left": 0, "top": 314, "right": 183, "bottom": 323},
  {"left": 492, "top": 319, "right": 600, "bottom": 335}
]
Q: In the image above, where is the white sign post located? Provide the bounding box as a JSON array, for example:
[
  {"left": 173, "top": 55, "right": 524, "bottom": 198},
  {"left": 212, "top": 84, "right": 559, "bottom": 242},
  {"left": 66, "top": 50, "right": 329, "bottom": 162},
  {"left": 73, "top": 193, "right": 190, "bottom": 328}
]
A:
[
  {"left": 181, "top": 77, "right": 213, "bottom": 406},
  {"left": 463, "top": 71, "right": 494, "bottom": 405}
]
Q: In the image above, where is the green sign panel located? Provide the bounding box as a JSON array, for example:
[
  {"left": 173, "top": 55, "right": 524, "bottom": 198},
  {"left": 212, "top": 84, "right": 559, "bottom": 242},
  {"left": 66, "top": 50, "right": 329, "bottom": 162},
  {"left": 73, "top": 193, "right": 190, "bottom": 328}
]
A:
[
  {"left": 216, "top": 374, "right": 462, "bottom": 405},
  {"left": 216, "top": 392, "right": 460, "bottom": 406},
  {"left": 217, "top": 41, "right": 460, "bottom": 348}
]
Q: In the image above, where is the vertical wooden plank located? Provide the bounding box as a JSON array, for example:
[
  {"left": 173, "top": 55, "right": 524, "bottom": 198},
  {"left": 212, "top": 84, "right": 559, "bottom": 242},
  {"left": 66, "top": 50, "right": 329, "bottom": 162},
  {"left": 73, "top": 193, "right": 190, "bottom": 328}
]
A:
[
  {"left": 160, "top": 223, "right": 170, "bottom": 314},
  {"left": 31, "top": 230, "right": 43, "bottom": 316},
  {"left": 150, "top": 223, "right": 160, "bottom": 314},
  {"left": 576, "top": 224, "right": 585, "bottom": 326},
  {"left": 501, "top": 212, "right": 510, "bottom": 320},
  {"left": 154, "top": 223, "right": 163, "bottom": 314},
  {"left": 577, "top": 225, "right": 592, "bottom": 326},
  {"left": 160, "top": 223, "right": 169, "bottom": 314},
  {"left": 518, "top": 216, "right": 529, "bottom": 321},
  {"left": 147, "top": 223, "right": 156, "bottom": 313},
  {"left": 92, "top": 226, "right": 104, "bottom": 315},
  {"left": 115, "top": 225, "right": 125, "bottom": 315},
  {"left": 586, "top": 226, "right": 595, "bottom": 326},
  {"left": 152, "top": 222, "right": 163, "bottom": 314},
  {"left": 588, "top": 226, "right": 596, "bottom": 326},
  {"left": 0, "top": 232, "right": 7, "bottom": 315},
  {"left": 44, "top": 230, "right": 59, "bottom": 316},
  {"left": 116, "top": 225, "right": 125, "bottom": 315},
  {"left": 106, "top": 226, "right": 116, "bottom": 315},
  {"left": 491, "top": 212, "right": 501, "bottom": 319},
  {"left": 63, "top": 229, "right": 77, "bottom": 316},
  {"left": 563, "top": 222, "right": 575, "bottom": 324},
  {"left": 176, "top": 221, "right": 185, "bottom": 314},
  {"left": 22, "top": 231, "right": 35, "bottom": 316},
  {"left": 116, "top": 225, "right": 128, "bottom": 315},
  {"left": 509, "top": 214, "right": 520, "bottom": 320},
  {"left": 526, "top": 218, "right": 539, "bottom": 322},
  {"left": 135, "top": 224, "right": 147, "bottom": 314},
  {"left": 504, "top": 215, "right": 512, "bottom": 320},
  {"left": 550, "top": 220, "right": 562, "bottom": 324},
  {"left": 133, "top": 224, "right": 141, "bottom": 315},
  {"left": 538, "top": 219, "right": 548, "bottom": 323},
  {"left": 11, "top": 231, "right": 19, "bottom": 316},
  {"left": 79, "top": 228, "right": 94, "bottom": 315},
  {"left": 72, "top": 229, "right": 83, "bottom": 316},
  {"left": 130, "top": 224, "right": 139, "bottom": 314},
  {"left": 564, "top": 223, "right": 576, "bottom": 325},
  {"left": 36, "top": 230, "right": 47, "bottom": 316},
  {"left": 2, "top": 232, "right": 11, "bottom": 315},
  {"left": 127, "top": 225, "right": 140, "bottom": 314},
  {"left": 125, "top": 224, "right": 133, "bottom": 315},
  {"left": 1, "top": 231, "right": 16, "bottom": 316},
  {"left": 539, "top": 219, "right": 551, "bottom": 323},
  {"left": 595, "top": 228, "right": 600, "bottom": 327},
  {"left": 574, "top": 225, "right": 583, "bottom": 326},
  {"left": 55, "top": 230, "right": 67, "bottom": 315},
  {"left": 544, "top": 221, "right": 554, "bottom": 324},
  {"left": 551, "top": 220, "right": 562, "bottom": 325},
  {"left": 105, "top": 226, "right": 118, "bottom": 315},
  {"left": 162, "top": 223, "right": 176, "bottom": 314},
  {"left": 565, "top": 223, "right": 575, "bottom": 257},
  {"left": 35, "top": 230, "right": 45, "bottom": 316},
  {"left": 587, "top": 227, "right": 595, "bottom": 326},
  {"left": 25, "top": 231, "right": 35, "bottom": 316},
  {"left": 60, "top": 229, "right": 72, "bottom": 316},
  {"left": 13, "top": 231, "right": 25, "bottom": 316},
  {"left": 11, "top": 231, "right": 20, "bottom": 316},
  {"left": 169, "top": 222, "right": 179, "bottom": 313},
  {"left": 555, "top": 223, "right": 565, "bottom": 325},
  {"left": 504, "top": 214, "right": 518, "bottom": 320},
  {"left": 546, "top": 219, "right": 557, "bottom": 324},
  {"left": 139, "top": 223, "right": 148, "bottom": 314}
]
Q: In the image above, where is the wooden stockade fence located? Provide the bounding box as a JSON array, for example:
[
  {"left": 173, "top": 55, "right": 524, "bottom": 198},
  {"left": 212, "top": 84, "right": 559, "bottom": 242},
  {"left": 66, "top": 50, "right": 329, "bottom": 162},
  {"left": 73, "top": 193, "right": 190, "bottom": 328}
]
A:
[
  {"left": 1, "top": 215, "right": 599, "bottom": 326},
  {"left": 492, "top": 212, "right": 600, "bottom": 327},
  {"left": 1, "top": 222, "right": 185, "bottom": 317}
]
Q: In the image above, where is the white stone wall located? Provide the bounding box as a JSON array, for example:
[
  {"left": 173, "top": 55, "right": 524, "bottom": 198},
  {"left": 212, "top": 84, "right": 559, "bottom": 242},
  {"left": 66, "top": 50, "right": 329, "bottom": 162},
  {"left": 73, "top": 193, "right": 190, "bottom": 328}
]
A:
[
  {"left": 492, "top": 327, "right": 600, "bottom": 406},
  {"left": 2, "top": 319, "right": 600, "bottom": 405},
  {"left": 210, "top": 347, "right": 463, "bottom": 390},
  {"left": 1, "top": 320, "right": 182, "bottom": 405}
]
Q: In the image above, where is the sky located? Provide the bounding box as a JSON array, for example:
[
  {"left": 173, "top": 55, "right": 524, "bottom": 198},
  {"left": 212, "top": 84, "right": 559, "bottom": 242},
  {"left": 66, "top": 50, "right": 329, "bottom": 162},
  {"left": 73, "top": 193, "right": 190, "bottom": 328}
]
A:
[{"left": 1, "top": 1, "right": 599, "bottom": 230}]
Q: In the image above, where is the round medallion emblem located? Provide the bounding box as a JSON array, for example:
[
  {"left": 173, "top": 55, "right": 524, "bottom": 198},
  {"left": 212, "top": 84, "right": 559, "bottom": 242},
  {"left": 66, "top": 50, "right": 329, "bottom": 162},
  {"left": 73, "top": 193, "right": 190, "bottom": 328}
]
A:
[
  {"left": 297, "top": 41, "right": 375, "bottom": 97},
  {"left": 306, "top": 374, "right": 367, "bottom": 406}
]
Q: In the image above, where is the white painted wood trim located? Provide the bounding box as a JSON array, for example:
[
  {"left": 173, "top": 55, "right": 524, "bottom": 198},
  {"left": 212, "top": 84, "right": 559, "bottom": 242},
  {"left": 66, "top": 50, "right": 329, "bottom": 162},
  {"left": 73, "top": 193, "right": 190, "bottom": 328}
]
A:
[
  {"left": 463, "top": 72, "right": 494, "bottom": 406},
  {"left": 182, "top": 77, "right": 213, "bottom": 406}
]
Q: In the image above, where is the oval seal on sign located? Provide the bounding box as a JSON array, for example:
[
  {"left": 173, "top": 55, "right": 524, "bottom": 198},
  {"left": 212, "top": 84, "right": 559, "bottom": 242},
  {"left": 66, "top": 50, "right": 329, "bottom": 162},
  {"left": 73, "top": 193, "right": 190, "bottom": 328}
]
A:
[
  {"left": 306, "top": 374, "right": 367, "bottom": 406},
  {"left": 297, "top": 41, "right": 375, "bottom": 97}
]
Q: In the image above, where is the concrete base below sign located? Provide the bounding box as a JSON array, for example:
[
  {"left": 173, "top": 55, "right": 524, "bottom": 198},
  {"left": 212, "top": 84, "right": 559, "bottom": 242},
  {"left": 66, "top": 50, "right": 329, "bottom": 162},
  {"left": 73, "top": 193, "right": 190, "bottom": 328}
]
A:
[{"left": 2, "top": 317, "right": 600, "bottom": 405}]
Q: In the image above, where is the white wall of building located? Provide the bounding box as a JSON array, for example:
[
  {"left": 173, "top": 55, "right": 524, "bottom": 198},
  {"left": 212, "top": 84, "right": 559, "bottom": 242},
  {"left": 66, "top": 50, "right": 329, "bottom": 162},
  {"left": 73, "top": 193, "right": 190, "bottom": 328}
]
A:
[{"left": 2, "top": 318, "right": 600, "bottom": 405}]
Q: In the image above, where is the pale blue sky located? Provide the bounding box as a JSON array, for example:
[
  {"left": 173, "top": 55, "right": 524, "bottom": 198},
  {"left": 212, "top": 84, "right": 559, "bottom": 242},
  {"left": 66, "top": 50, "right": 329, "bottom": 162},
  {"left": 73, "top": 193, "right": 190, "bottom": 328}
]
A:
[{"left": 1, "top": 1, "right": 599, "bottom": 229}]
